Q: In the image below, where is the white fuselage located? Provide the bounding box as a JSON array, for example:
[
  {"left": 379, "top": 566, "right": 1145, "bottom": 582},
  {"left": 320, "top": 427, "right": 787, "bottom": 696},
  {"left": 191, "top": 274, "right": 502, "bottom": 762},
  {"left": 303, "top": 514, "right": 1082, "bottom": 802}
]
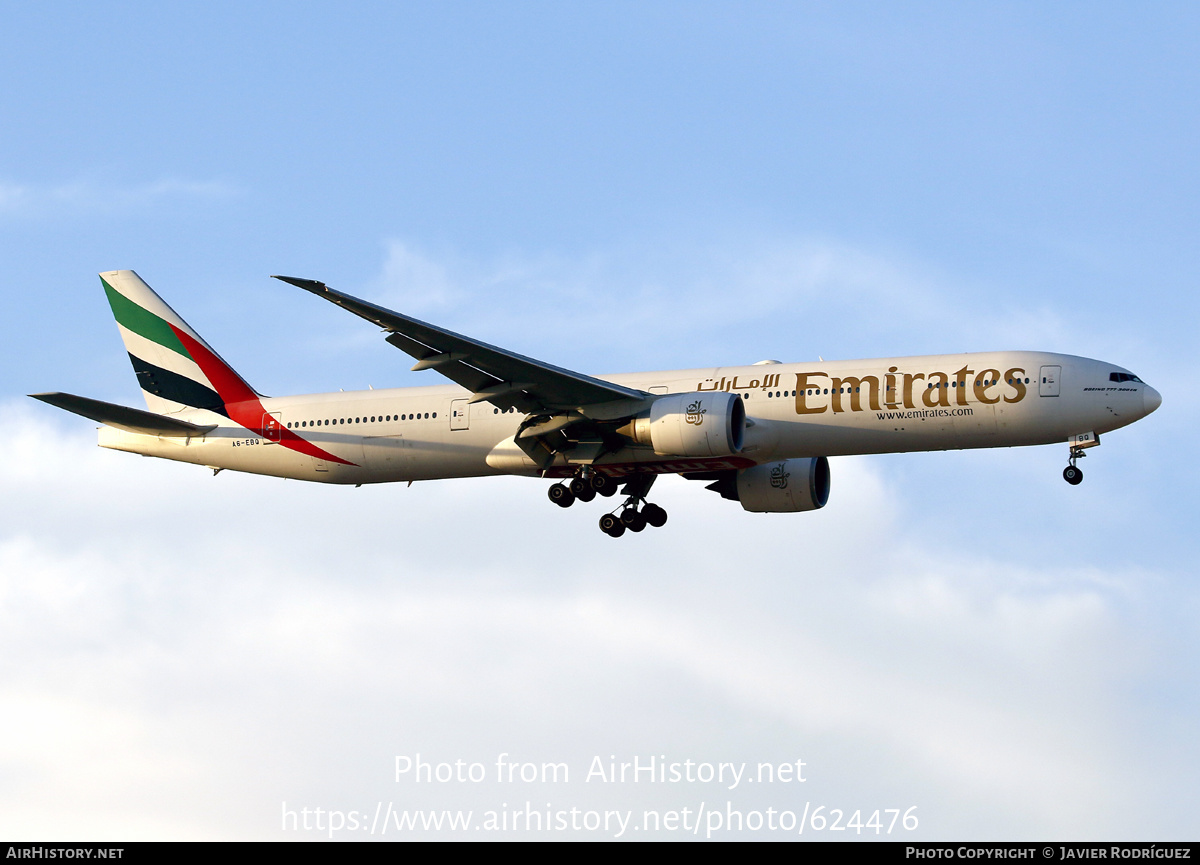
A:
[{"left": 97, "top": 350, "right": 1158, "bottom": 483}]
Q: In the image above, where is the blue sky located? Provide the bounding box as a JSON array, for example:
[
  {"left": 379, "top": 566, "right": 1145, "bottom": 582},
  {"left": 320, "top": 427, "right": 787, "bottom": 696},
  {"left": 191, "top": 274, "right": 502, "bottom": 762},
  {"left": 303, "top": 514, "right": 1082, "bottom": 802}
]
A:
[{"left": 1, "top": 2, "right": 1196, "bottom": 840}]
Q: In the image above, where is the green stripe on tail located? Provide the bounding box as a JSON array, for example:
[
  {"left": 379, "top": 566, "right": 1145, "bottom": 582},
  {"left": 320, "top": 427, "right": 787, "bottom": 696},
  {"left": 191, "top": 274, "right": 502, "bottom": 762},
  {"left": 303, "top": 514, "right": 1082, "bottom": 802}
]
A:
[{"left": 102, "top": 277, "right": 191, "bottom": 359}]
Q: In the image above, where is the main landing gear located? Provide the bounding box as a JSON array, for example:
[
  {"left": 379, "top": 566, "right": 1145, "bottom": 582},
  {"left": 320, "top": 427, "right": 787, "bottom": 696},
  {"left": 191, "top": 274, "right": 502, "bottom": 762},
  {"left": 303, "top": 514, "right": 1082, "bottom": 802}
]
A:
[
  {"left": 546, "top": 470, "right": 668, "bottom": 538},
  {"left": 1063, "top": 444, "right": 1086, "bottom": 486},
  {"left": 547, "top": 467, "right": 618, "bottom": 508},
  {"left": 599, "top": 473, "right": 668, "bottom": 538},
  {"left": 598, "top": 502, "right": 667, "bottom": 538}
]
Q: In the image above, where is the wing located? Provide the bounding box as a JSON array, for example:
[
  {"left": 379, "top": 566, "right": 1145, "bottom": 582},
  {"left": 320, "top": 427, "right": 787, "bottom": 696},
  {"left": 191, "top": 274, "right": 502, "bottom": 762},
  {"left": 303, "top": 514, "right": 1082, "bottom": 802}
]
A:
[{"left": 272, "top": 275, "right": 649, "bottom": 415}]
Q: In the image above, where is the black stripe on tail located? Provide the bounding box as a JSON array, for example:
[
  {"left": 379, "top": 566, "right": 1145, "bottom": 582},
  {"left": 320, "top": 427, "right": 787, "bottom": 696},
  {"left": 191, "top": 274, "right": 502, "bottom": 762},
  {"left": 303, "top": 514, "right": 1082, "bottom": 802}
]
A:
[{"left": 128, "top": 353, "right": 229, "bottom": 416}]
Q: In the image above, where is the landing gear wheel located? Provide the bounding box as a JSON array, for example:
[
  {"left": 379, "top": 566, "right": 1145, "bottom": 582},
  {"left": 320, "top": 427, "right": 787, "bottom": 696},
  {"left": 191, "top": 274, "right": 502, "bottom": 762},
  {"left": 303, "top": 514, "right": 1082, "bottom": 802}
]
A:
[
  {"left": 620, "top": 506, "right": 640, "bottom": 527},
  {"left": 642, "top": 503, "right": 668, "bottom": 528},
  {"left": 548, "top": 483, "right": 575, "bottom": 507},
  {"left": 599, "top": 513, "right": 625, "bottom": 537},
  {"left": 1063, "top": 465, "right": 1083, "bottom": 485},
  {"left": 591, "top": 474, "right": 617, "bottom": 497},
  {"left": 627, "top": 512, "right": 647, "bottom": 532},
  {"left": 568, "top": 476, "right": 597, "bottom": 503}
]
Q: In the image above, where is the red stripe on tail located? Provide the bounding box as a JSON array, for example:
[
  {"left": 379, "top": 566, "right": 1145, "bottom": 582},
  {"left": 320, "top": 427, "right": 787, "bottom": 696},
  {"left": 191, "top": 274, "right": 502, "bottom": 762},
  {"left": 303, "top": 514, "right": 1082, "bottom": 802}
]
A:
[{"left": 170, "top": 326, "right": 357, "bottom": 466}]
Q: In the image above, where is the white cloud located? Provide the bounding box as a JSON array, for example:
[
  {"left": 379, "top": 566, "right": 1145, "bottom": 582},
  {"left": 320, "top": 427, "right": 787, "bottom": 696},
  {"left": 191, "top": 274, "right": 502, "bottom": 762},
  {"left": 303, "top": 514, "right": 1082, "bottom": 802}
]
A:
[
  {"left": 1, "top": 404, "right": 1192, "bottom": 839},
  {"left": 0, "top": 177, "right": 235, "bottom": 218},
  {"left": 373, "top": 241, "right": 464, "bottom": 314},
  {"left": 360, "top": 237, "right": 1068, "bottom": 372}
]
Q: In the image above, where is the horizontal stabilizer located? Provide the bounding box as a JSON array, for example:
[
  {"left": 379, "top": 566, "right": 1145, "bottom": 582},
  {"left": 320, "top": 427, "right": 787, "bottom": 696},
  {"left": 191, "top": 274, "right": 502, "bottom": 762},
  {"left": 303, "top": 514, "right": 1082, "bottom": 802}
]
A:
[{"left": 29, "top": 392, "right": 218, "bottom": 437}]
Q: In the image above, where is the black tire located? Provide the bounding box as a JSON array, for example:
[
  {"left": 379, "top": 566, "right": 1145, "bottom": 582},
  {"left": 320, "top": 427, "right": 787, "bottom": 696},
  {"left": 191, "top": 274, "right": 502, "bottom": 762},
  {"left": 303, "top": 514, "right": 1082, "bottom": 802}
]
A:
[
  {"left": 627, "top": 512, "right": 647, "bottom": 532},
  {"left": 643, "top": 503, "right": 668, "bottom": 528},
  {"left": 620, "top": 506, "right": 640, "bottom": 526},
  {"left": 575, "top": 486, "right": 596, "bottom": 503},
  {"left": 1063, "top": 465, "right": 1083, "bottom": 485},
  {"left": 569, "top": 477, "right": 588, "bottom": 497},
  {"left": 599, "top": 513, "right": 622, "bottom": 535},
  {"left": 548, "top": 483, "right": 575, "bottom": 507},
  {"left": 591, "top": 474, "right": 616, "bottom": 496}
]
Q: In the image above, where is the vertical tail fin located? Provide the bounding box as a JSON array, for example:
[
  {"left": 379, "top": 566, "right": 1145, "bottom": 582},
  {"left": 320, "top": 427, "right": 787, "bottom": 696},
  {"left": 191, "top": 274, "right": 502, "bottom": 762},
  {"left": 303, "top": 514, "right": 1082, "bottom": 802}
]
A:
[{"left": 100, "top": 270, "right": 259, "bottom": 416}]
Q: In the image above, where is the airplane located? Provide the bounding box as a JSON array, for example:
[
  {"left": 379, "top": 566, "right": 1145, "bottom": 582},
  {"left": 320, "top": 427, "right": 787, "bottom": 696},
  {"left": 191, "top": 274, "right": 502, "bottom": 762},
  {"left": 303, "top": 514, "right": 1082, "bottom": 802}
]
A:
[{"left": 32, "top": 270, "right": 1162, "bottom": 537}]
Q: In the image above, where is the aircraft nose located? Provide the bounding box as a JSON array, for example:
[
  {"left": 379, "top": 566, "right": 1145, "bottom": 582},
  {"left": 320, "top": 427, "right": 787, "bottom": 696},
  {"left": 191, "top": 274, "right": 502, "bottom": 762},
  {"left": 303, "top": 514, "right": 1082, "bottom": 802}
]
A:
[{"left": 1143, "top": 385, "right": 1162, "bottom": 415}]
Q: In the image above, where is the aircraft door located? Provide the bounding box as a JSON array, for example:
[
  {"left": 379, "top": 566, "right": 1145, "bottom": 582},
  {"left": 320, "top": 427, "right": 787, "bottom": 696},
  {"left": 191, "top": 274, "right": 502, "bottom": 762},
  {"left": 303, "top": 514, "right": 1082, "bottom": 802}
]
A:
[
  {"left": 450, "top": 399, "right": 469, "bottom": 430},
  {"left": 1039, "top": 365, "right": 1061, "bottom": 397},
  {"left": 262, "top": 412, "right": 283, "bottom": 442}
]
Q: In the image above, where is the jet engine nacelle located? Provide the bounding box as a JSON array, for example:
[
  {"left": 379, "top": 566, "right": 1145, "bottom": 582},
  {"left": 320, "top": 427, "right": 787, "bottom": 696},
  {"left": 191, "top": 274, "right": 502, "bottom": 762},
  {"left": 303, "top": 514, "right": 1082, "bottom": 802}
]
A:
[
  {"left": 625, "top": 392, "right": 746, "bottom": 457},
  {"left": 737, "top": 457, "right": 830, "bottom": 513}
]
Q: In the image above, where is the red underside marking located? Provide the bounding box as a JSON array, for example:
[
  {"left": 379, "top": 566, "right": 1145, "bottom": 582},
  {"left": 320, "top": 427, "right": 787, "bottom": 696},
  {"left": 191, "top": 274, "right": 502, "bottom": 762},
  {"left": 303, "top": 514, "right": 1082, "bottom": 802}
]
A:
[
  {"left": 541, "top": 455, "right": 757, "bottom": 479},
  {"left": 171, "top": 326, "right": 357, "bottom": 466}
]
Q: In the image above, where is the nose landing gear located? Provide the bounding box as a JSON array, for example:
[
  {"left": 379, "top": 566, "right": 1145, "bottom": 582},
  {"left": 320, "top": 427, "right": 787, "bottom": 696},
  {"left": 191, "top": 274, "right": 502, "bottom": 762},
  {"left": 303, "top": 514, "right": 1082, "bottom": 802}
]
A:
[
  {"left": 1063, "top": 441, "right": 1088, "bottom": 485},
  {"left": 1062, "top": 433, "right": 1100, "bottom": 486}
]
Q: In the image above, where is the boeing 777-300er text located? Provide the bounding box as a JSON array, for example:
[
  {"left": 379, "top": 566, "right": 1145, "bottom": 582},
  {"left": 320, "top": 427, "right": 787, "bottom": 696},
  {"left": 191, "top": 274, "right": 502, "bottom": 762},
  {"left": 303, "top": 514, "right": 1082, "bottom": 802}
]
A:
[{"left": 33, "top": 271, "right": 1162, "bottom": 537}]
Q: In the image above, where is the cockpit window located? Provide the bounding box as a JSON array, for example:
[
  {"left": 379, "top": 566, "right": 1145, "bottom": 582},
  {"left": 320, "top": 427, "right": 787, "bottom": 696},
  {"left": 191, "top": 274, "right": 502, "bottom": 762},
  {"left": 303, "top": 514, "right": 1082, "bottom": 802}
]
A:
[{"left": 1109, "top": 372, "right": 1143, "bottom": 383}]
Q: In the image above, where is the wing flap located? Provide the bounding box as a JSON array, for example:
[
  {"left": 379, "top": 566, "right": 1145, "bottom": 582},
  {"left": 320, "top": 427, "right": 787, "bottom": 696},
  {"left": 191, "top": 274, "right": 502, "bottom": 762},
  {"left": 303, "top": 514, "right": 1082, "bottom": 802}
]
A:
[{"left": 30, "top": 392, "right": 218, "bottom": 437}]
